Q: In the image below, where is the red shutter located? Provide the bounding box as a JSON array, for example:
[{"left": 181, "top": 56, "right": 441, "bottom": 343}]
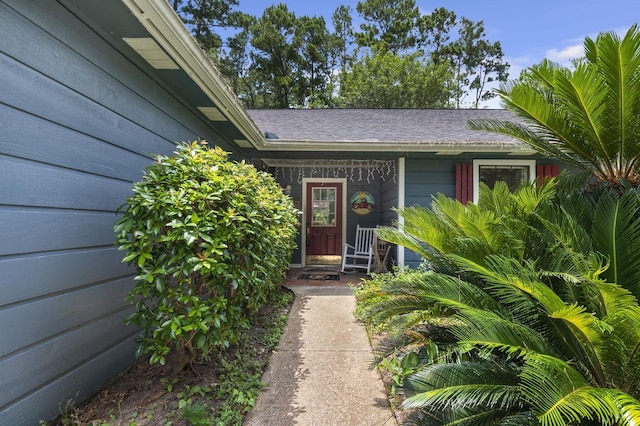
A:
[
  {"left": 536, "top": 164, "right": 559, "bottom": 185},
  {"left": 456, "top": 163, "right": 473, "bottom": 204}
]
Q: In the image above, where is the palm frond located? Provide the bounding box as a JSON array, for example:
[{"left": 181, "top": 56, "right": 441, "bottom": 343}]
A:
[
  {"left": 549, "top": 302, "right": 610, "bottom": 385},
  {"left": 588, "top": 25, "right": 640, "bottom": 180},
  {"left": 552, "top": 64, "right": 613, "bottom": 177},
  {"left": 442, "top": 408, "right": 523, "bottom": 426},
  {"left": 431, "top": 195, "right": 501, "bottom": 263},
  {"left": 468, "top": 117, "right": 587, "bottom": 172},
  {"left": 386, "top": 271, "right": 509, "bottom": 314},
  {"left": 594, "top": 280, "right": 637, "bottom": 317},
  {"left": 498, "top": 411, "right": 538, "bottom": 426},
  {"left": 612, "top": 390, "right": 640, "bottom": 426},
  {"left": 403, "top": 361, "right": 522, "bottom": 410},
  {"left": 471, "top": 25, "right": 640, "bottom": 185},
  {"left": 591, "top": 189, "right": 640, "bottom": 298},
  {"left": 477, "top": 181, "right": 513, "bottom": 214},
  {"left": 536, "top": 204, "right": 594, "bottom": 262},
  {"left": 404, "top": 406, "right": 529, "bottom": 426},
  {"left": 520, "top": 354, "right": 619, "bottom": 426},
  {"left": 550, "top": 302, "right": 611, "bottom": 345},
  {"left": 452, "top": 308, "right": 553, "bottom": 358},
  {"left": 377, "top": 207, "right": 447, "bottom": 263},
  {"left": 512, "top": 179, "right": 557, "bottom": 215},
  {"left": 355, "top": 272, "right": 508, "bottom": 330},
  {"left": 451, "top": 254, "right": 565, "bottom": 315},
  {"left": 601, "top": 306, "right": 640, "bottom": 393}
]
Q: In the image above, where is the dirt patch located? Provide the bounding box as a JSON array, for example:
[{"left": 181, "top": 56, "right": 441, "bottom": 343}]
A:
[{"left": 48, "top": 287, "right": 295, "bottom": 426}]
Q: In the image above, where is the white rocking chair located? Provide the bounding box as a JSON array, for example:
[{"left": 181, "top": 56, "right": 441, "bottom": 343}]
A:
[{"left": 341, "top": 225, "right": 376, "bottom": 274}]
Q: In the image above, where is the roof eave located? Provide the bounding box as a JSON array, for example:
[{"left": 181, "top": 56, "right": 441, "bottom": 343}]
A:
[
  {"left": 260, "top": 139, "right": 532, "bottom": 154},
  {"left": 121, "top": 0, "right": 267, "bottom": 149}
]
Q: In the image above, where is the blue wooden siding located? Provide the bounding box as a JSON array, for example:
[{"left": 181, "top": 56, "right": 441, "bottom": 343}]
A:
[
  {"left": 0, "top": 1, "right": 238, "bottom": 423},
  {"left": 377, "top": 168, "right": 399, "bottom": 265},
  {"left": 402, "top": 158, "right": 455, "bottom": 267},
  {"left": 404, "top": 158, "right": 457, "bottom": 208},
  {"left": 402, "top": 156, "right": 564, "bottom": 268},
  {"left": 379, "top": 174, "right": 399, "bottom": 227}
]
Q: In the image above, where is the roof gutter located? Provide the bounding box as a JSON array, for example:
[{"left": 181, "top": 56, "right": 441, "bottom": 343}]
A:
[
  {"left": 260, "top": 139, "right": 534, "bottom": 154},
  {"left": 121, "top": 0, "right": 267, "bottom": 149}
]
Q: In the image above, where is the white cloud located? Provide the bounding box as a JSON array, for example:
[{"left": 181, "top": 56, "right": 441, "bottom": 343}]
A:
[{"left": 545, "top": 44, "right": 584, "bottom": 65}]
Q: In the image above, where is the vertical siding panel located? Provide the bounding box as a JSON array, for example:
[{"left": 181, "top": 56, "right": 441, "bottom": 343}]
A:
[
  {"left": 455, "top": 163, "right": 463, "bottom": 201},
  {"left": 536, "top": 164, "right": 543, "bottom": 184},
  {"left": 537, "top": 164, "right": 560, "bottom": 184},
  {"left": 468, "top": 165, "right": 474, "bottom": 203},
  {"left": 455, "top": 163, "right": 473, "bottom": 204}
]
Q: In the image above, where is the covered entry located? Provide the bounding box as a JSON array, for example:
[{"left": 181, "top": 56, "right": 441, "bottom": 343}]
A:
[{"left": 259, "top": 159, "right": 399, "bottom": 268}]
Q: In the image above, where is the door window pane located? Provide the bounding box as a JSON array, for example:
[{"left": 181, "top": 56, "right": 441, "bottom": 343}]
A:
[{"left": 312, "top": 188, "right": 336, "bottom": 227}]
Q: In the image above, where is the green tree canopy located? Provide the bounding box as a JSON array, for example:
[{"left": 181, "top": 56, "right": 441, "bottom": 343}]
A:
[
  {"left": 170, "top": 0, "right": 510, "bottom": 108},
  {"left": 339, "top": 51, "right": 453, "bottom": 108},
  {"left": 354, "top": 0, "right": 421, "bottom": 53},
  {"left": 249, "top": 4, "right": 300, "bottom": 108},
  {"left": 172, "top": 0, "right": 244, "bottom": 51}
]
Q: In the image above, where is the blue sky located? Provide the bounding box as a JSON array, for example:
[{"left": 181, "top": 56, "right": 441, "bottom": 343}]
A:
[
  {"left": 237, "top": 1, "right": 639, "bottom": 106},
  {"left": 239, "top": 1, "right": 639, "bottom": 71}
]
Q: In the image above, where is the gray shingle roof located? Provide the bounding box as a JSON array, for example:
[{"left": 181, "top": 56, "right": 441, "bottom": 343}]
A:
[{"left": 247, "top": 109, "right": 521, "bottom": 146}]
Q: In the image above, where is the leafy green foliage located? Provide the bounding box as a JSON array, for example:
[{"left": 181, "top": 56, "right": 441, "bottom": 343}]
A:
[
  {"left": 358, "top": 178, "right": 640, "bottom": 425},
  {"left": 172, "top": 0, "right": 246, "bottom": 52},
  {"left": 171, "top": 0, "right": 509, "bottom": 108},
  {"left": 115, "top": 141, "right": 298, "bottom": 370},
  {"left": 338, "top": 51, "right": 454, "bottom": 108},
  {"left": 354, "top": 0, "right": 422, "bottom": 53},
  {"left": 470, "top": 24, "right": 640, "bottom": 187}
]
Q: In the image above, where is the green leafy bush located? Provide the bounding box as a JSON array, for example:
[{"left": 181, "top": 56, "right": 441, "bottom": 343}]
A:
[{"left": 114, "top": 141, "right": 298, "bottom": 370}]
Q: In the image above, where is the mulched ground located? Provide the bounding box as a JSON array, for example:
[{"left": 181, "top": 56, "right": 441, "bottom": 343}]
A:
[{"left": 49, "top": 287, "right": 294, "bottom": 426}]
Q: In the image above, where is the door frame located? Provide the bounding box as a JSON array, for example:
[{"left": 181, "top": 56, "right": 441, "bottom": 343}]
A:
[{"left": 301, "top": 177, "right": 347, "bottom": 267}]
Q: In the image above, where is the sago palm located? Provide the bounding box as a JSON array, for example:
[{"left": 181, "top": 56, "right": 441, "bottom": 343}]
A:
[
  {"left": 377, "top": 180, "right": 556, "bottom": 273},
  {"left": 536, "top": 182, "right": 640, "bottom": 301},
  {"left": 397, "top": 252, "right": 640, "bottom": 425},
  {"left": 359, "top": 182, "right": 640, "bottom": 425},
  {"left": 359, "top": 247, "right": 640, "bottom": 424},
  {"left": 468, "top": 25, "right": 640, "bottom": 188}
]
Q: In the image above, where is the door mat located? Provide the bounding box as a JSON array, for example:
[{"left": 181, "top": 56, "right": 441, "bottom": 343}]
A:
[{"left": 297, "top": 273, "right": 340, "bottom": 281}]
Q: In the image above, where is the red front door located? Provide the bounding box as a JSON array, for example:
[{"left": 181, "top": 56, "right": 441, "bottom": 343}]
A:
[{"left": 306, "top": 182, "right": 342, "bottom": 255}]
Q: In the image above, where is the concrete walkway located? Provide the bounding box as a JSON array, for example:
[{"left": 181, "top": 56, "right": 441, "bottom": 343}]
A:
[{"left": 244, "top": 284, "right": 397, "bottom": 426}]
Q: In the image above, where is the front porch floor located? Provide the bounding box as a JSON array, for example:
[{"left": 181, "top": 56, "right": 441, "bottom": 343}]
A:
[{"left": 283, "top": 267, "right": 369, "bottom": 288}]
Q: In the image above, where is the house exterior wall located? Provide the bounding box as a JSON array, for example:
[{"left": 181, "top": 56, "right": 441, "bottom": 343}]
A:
[
  {"left": 402, "top": 156, "right": 564, "bottom": 268},
  {"left": 376, "top": 167, "right": 399, "bottom": 266},
  {"left": 403, "top": 157, "right": 456, "bottom": 267},
  {"left": 0, "top": 1, "right": 237, "bottom": 423},
  {"left": 379, "top": 173, "right": 399, "bottom": 227},
  {"left": 268, "top": 163, "right": 397, "bottom": 265}
]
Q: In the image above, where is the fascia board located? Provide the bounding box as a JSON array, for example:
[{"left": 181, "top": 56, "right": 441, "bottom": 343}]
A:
[
  {"left": 261, "top": 139, "right": 527, "bottom": 153},
  {"left": 121, "top": 0, "right": 266, "bottom": 149}
]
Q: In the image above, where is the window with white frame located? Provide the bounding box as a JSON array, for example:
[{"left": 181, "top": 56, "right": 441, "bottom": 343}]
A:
[{"left": 473, "top": 159, "right": 536, "bottom": 202}]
